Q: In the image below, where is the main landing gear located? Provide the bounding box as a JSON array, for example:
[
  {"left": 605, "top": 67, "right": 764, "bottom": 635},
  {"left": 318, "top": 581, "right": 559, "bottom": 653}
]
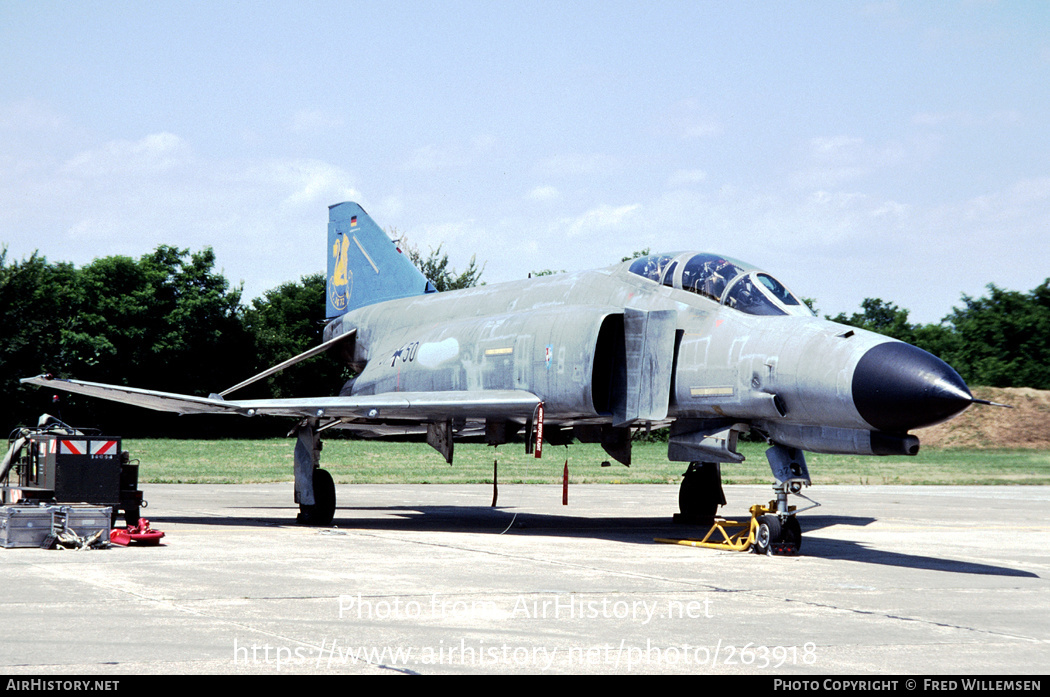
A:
[{"left": 293, "top": 419, "right": 336, "bottom": 527}]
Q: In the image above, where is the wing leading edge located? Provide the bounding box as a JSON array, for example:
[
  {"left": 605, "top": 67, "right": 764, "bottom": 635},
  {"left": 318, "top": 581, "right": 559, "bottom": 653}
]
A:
[{"left": 19, "top": 375, "right": 541, "bottom": 422}]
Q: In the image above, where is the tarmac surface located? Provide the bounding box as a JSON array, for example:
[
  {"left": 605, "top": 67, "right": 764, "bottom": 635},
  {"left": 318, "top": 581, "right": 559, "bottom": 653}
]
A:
[{"left": 0, "top": 482, "right": 1047, "bottom": 675}]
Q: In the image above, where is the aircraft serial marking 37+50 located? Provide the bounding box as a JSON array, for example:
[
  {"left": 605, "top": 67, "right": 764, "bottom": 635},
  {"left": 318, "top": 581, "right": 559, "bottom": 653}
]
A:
[{"left": 23, "top": 202, "right": 991, "bottom": 552}]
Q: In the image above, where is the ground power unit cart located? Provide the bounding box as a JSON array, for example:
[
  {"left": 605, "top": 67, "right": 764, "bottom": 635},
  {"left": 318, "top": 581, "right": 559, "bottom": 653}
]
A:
[{"left": 0, "top": 415, "right": 144, "bottom": 527}]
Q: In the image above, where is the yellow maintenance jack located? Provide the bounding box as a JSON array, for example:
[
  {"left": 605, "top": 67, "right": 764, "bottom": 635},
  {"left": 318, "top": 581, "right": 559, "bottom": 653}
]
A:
[{"left": 656, "top": 502, "right": 803, "bottom": 555}]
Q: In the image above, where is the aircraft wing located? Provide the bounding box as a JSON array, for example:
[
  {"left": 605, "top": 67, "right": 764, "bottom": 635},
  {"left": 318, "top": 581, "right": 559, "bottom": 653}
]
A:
[{"left": 19, "top": 374, "right": 542, "bottom": 422}]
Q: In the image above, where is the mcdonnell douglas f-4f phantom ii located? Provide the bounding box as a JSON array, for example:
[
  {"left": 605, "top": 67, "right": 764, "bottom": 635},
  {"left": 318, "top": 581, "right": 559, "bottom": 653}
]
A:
[{"left": 23, "top": 202, "right": 993, "bottom": 552}]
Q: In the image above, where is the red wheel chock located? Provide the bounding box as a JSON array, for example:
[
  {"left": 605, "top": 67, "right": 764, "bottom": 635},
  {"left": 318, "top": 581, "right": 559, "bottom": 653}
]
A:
[{"left": 110, "top": 519, "right": 165, "bottom": 546}]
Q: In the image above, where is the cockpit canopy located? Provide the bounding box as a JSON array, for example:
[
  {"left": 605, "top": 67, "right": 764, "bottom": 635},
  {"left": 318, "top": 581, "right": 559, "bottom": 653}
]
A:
[{"left": 627, "top": 252, "right": 813, "bottom": 317}]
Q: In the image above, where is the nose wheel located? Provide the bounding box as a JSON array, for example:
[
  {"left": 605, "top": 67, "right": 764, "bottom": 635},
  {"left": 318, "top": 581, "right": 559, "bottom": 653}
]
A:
[
  {"left": 752, "top": 511, "right": 803, "bottom": 556},
  {"left": 753, "top": 514, "right": 781, "bottom": 555}
]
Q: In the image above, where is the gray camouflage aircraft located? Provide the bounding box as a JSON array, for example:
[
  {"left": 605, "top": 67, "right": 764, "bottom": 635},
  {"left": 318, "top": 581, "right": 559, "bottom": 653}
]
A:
[{"left": 23, "top": 202, "right": 990, "bottom": 552}]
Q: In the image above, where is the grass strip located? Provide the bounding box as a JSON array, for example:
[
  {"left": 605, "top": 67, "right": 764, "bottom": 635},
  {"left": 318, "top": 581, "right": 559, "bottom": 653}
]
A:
[{"left": 126, "top": 439, "right": 1050, "bottom": 486}]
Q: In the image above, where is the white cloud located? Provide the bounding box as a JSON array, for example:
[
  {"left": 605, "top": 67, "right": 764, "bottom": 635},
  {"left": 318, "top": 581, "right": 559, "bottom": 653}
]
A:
[
  {"left": 61, "top": 132, "right": 190, "bottom": 177},
  {"left": 471, "top": 134, "right": 498, "bottom": 152},
  {"left": 666, "top": 169, "right": 708, "bottom": 188},
  {"left": 790, "top": 134, "right": 913, "bottom": 190},
  {"left": 565, "top": 203, "right": 641, "bottom": 238},
  {"left": 913, "top": 110, "right": 1024, "bottom": 128},
  {"left": 871, "top": 200, "right": 910, "bottom": 219},
  {"left": 527, "top": 185, "right": 560, "bottom": 201},
  {"left": 660, "top": 98, "right": 724, "bottom": 140},
  {"left": 961, "top": 176, "right": 1050, "bottom": 224},
  {"left": 809, "top": 136, "right": 864, "bottom": 158},
  {"left": 254, "top": 159, "right": 359, "bottom": 208},
  {"left": 401, "top": 137, "right": 500, "bottom": 172},
  {"left": 290, "top": 109, "right": 345, "bottom": 133},
  {"left": 534, "top": 153, "right": 623, "bottom": 178},
  {"left": 405, "top": 216, "right": 495, "bottom": 267},
  {"left": 403, "top": 144, "right": 447, "bottom": 172},
  {"left": 683, "top": 121, "right": 723, "bottom": 139},
  {"left": 0, "top": 99, "right": 75, "bottom": 136}
]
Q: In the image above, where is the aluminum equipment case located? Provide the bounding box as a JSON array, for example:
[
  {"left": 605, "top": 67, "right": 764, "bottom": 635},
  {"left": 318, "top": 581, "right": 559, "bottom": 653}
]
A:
[{"left": 0, "top": 503, "right": 112, "bottom": 548}]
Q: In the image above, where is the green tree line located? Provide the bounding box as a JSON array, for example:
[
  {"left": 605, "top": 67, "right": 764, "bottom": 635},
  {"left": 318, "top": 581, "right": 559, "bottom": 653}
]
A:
[
  {"left": 0, "top": 243, "right": 481, "bottom": 436},
  {"left": 2, "top": 244, "right": 1047, "bottom": 436},
  {"left": 827, "top": 287, "right": 1050, "bottom": 391}
]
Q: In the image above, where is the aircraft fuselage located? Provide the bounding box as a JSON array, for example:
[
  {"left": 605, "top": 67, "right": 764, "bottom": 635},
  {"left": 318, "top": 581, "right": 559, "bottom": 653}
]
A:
[{"left": 324, "top": 258, "right": 970, "bottom": 462}]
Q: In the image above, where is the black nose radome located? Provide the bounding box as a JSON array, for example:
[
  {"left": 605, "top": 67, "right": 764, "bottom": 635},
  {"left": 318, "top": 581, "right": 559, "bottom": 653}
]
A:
[{"left": 852, "top": 342, "right": 973, "bottom": 432}]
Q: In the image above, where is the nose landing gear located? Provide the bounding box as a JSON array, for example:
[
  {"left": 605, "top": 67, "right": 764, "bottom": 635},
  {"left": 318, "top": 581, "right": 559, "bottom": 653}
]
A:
[
  {"left": 658, "top": 443, "right": 818, "bottom": 555},
  {"left": 753, "top": 444, "right": 819, "bottom": 555}
]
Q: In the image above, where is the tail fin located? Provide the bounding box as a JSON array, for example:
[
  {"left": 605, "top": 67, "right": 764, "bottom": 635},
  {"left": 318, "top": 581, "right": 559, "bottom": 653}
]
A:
[{"left": 326, "top": 202, "right": 435, "bottom": 318}]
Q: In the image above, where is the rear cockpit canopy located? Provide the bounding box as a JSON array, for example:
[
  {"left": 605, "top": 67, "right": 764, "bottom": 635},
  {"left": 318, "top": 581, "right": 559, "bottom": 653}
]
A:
[{"left": 626, "top": 252, "right": 813, "bottom": 317}]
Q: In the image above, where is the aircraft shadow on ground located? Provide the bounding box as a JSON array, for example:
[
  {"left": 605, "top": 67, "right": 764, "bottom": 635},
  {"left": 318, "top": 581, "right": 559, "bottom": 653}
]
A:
[
  {"left": 801, "top": 534, "right": 1039, "bottom": 578},
  {"left": 157, "top": 505, "right": 1037, "bottom": 578}
]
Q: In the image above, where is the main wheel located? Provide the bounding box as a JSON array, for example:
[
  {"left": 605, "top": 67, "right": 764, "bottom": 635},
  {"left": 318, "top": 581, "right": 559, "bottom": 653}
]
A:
[
  {"left": 297, "top": 468, "right": 336, "bottom": 526},
  {"left": 675, "top": 462, "right": 726, "bottom": 524},
  {"left": 753, "top": 514, "right": 782, "bottom": 555}
]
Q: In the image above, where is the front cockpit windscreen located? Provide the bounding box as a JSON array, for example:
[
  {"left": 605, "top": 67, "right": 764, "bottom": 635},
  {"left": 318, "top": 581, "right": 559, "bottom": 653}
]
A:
[
  {"left": 723, "top": 272, "right": 812, "bottom": 316},
  {"left": 627, "top": 252, "right": 813, "bottom": 317},
  {"left": 679, "top": 254, "right": 744, "bottom": 302}
]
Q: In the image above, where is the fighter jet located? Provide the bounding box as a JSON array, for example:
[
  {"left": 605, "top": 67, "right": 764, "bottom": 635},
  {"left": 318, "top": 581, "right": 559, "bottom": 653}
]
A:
[{"left": 22, "top": 202, "right": 990, "bottom": 552}]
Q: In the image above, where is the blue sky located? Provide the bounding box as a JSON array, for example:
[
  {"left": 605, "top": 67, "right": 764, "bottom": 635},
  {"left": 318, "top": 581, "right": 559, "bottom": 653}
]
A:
[{"left": 2, "top": 1, "right": 1047, "bottom": 323}]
